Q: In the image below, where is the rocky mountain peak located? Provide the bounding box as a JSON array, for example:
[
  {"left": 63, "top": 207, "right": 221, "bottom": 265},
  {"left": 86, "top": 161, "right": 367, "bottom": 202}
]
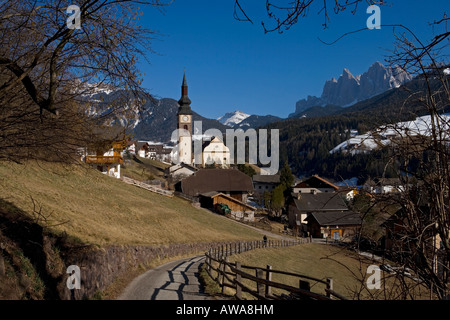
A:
[{"left": 291, "top": 61, "right": 412, "bottom": 117}]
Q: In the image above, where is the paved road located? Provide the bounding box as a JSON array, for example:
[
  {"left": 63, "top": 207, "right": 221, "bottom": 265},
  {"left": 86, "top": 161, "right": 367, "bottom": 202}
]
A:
[
  {"left": 117, "top": 212, "right": 300, "bottom": 300},
  {"left": 117, "top": 255, "right": 213, "bottom": 300}
]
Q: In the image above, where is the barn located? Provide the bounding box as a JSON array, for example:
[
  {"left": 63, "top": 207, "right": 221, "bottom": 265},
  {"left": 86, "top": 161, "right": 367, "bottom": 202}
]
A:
[{"left": 199, "top": 192, "right": 256, "bottom": 222}]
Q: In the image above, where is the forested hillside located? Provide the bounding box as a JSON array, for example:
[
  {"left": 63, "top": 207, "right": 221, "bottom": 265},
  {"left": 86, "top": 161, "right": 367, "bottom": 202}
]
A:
[{"left": 267, "top": 76, "right": 449, "bottom": 183}]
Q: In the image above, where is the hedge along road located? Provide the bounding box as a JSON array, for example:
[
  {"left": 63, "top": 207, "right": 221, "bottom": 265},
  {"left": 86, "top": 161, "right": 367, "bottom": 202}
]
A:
[{"left": 117, "top": 213, "right": 297, "bottom": 300}]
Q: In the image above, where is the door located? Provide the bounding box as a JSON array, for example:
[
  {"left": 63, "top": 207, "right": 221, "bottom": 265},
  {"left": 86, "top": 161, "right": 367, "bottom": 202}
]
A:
[{"left": 333, "top": 231, "right": 340, "bottom": 241}]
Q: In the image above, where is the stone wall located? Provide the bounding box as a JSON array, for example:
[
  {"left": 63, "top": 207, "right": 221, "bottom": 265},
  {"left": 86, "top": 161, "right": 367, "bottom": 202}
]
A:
[{"left": 58, "top": 242, "right": 223, "bottom": 300}]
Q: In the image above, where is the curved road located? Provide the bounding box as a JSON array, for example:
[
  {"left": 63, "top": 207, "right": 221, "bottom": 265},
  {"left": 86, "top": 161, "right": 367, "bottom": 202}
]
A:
[
  {"left": 117, "top": 255, "right": 212, "bottom": 300},
  {"left": 117, "top": 213, "right": 297, "bottom": 300}
]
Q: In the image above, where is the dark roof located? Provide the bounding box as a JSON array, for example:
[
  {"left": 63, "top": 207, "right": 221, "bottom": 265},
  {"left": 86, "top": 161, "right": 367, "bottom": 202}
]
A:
[
  {"left": 305, "top": 211, "right": 362, "bottom": 226},
  {"left": 292, "top": 193, "right": 348, "bottom": 212},
  {"left": 170, "top": 162, "right": 199, "bottom": 174},
  {"left": 294, "top": 175, "right": 339, "bottom": 190},
  {"left": 135, "top": 142, "right": 149, "bottom": 151},
  {"left": 200, "top": 192, "right": 256, "bottom": 211},
  {"left": 181, "top": 169, "right": 254, "bottom": 197},
  {"left": 253, "top": 175, "right": 280, "bottom": 184}
]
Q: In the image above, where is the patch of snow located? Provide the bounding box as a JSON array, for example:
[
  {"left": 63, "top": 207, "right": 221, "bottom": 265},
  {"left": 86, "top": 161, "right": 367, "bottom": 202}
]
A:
[
  {"left": 217, "top": 110, "right": 251, "bottom": 127},
  {"left": 330, "top": 114, "right": 450, "bottom": 155}
]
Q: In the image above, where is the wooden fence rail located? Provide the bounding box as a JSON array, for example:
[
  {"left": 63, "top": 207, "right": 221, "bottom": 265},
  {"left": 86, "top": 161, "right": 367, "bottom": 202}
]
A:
[
  {"left": 203, "top": 239, "right": 347, "bottom": 300},
  {"left": 122, "top": 176, "right": 174, "bottom": 197}
]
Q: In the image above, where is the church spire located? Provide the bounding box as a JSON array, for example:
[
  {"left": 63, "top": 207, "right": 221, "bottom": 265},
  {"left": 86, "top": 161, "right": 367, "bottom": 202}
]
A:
[{"left": 178, "top": 73, "right": 192, "bottom": 115}]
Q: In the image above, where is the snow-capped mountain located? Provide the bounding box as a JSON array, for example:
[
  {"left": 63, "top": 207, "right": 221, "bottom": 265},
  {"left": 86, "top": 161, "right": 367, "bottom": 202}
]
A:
[
  {"left": 330, "top": 114, "right": 450, "bottom": 155},
  {"left": 290, "top": 62, "right": 412, "bottom": 117},
  {"left": 217, "top": 110, "right": 251, "bottom": 127}
]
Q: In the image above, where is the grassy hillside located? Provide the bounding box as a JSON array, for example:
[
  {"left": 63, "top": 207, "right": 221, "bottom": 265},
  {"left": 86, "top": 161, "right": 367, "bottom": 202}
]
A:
[
  {"left": 0, "top": 161, "right": 262, "bottom": 246},
  {"left": 227, "top": 244, "right": 369, "bottom": 299},
  {"left": 121, "top": 154, "right": 170, "bottom": 182}
]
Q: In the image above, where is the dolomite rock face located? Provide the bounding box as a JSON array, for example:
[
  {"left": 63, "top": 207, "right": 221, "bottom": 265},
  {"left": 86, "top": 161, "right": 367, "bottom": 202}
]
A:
[{"left": 292, "top": 62, "right": 412, "bottom": 117}]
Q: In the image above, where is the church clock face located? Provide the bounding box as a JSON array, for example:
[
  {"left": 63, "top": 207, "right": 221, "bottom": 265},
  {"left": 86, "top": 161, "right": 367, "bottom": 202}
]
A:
[{"left": 181, "top": 115, "right": 190, "bottom": 123}]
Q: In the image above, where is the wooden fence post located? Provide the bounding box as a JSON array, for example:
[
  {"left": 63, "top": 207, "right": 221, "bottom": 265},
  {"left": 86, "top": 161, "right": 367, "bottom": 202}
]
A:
[
  {"left": 221, "top": 257, "right": 228, "bottom": 294},
  {"left": 235, "top": 261, "right": 242, "bottom": 300},
  {"left": 256, "top": 268, "right": 264, "bottom": 297},
  {"left": 299, "top": 280, "right": 310, "bottom": 292},
  {"left": 326, "top": 277, "right": 334, "bottom": 299},
  {"left": 207, "top": 249, "right": 212, "bottom": 272},
  {"left": 266, "top": 265, "right": 272, "bottom": 297}
]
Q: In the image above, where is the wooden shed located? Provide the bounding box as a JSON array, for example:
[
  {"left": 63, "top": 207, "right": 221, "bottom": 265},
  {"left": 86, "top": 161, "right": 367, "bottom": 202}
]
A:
[{"left": 200, "top": 191, "right": 256, "bottom": 222}]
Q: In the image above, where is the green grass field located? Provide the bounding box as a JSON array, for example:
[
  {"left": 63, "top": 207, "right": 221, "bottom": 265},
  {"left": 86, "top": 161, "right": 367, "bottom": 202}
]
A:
[{"left": 0, "top": 161, "right": 263, "bottom": 246}]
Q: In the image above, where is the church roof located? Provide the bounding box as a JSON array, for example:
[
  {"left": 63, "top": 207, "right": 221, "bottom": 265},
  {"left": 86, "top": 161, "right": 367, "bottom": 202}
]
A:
[{"left": 178, "top": 73, "right": 193, "bottom": 115}]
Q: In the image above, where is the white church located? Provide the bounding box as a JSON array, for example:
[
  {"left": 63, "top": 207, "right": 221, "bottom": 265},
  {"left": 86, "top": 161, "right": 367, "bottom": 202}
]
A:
[{"left": 171, "top": 74, "right": 231, "bottom": 169}]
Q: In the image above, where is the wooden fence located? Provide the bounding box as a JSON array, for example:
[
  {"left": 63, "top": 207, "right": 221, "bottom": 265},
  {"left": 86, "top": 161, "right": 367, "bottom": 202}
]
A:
[
  {"left": 122, "top": 176, "right": 174, "bottom": 197},
  {"left": 204, "top": 239, "right": 348, "bottom": 300}
]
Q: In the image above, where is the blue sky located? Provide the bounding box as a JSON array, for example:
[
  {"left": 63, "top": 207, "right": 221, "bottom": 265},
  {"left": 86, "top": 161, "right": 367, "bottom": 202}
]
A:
[{"left": 137, "top": 0, "right": 449, "bottom": 119}]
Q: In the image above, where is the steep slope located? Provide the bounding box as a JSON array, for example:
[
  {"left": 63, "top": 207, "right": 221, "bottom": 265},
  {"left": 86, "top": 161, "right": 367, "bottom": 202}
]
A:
[{"left": 0, "top": 161, "right": 263, "bottom": 246}]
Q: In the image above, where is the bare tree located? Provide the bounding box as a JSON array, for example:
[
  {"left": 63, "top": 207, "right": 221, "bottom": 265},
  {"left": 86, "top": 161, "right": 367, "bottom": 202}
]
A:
[
  {"left": 350, "top": 17, "right": 450, "bottom": 299},
  {"left": 0, "top": 0, "right": 170, "bottom": 163},
  {"left": 234, "top": 0, "right": 386, "bottom": 33},
  {"left": 233, "top": 0, "right": 450, "bottom": 299}
]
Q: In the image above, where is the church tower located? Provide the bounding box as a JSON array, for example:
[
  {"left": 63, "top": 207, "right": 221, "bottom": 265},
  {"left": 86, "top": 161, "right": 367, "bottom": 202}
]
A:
[{"left": 177, "top": 73, "right": 193, "bottom": 164}]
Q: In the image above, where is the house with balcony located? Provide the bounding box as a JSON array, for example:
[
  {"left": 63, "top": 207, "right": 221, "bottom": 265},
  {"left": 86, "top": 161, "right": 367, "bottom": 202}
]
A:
[{"left": 84, "top": 141, "right": 125, "bottom": 179}]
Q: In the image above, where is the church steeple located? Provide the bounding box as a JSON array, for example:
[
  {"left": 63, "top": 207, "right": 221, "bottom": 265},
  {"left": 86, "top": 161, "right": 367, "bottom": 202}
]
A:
[
  {"left": 176, "top": 73, "right": 193, "bottom": 165},
  {"left": 178, "top": 73, "right": 192, "bottom": 115}
]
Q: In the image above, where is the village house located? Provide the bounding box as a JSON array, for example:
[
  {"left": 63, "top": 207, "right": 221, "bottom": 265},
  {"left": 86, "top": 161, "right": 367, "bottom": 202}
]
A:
[
  {"left": 199, "top": 191, "right": 256, "bottom": 222},
  {"left": 252, "top": 174, "right": 280, "bottom": 194},
  {"left": 135, "top": 141, "right": 150, "bottom": 158},
  {"left": 305, "top": 211, "right": 362, "bottom": 241},
  {"left": 293, "top": 175, "right": 340, "bottom": 194},
  {"left": 177, "top": 168, "right": 255, "bottom": 221},
  {"left": 382, "top": 207, "right": 442, "bottom": 254},
  {"left": 382, "top": 206, "right": 444, "bottom": 276},
  {"left": 363, "top": 177, "right": 404, "bottom": 194},
  {"left": 340, "top": 187, "right": 359, "bottom": 201},
  {"left": 179, "top": 168, "right": 254, "bottom": 202},
  {"left": 126, "top": 141, "right": 173, "bottom": 163},
  {"left": 168, "top": 162, "right": 199, "bottom": 180},
  {"left": 84, "top": 140, "right": 126, "bottom": 179},
  {"left": 287, "top": 192, "right": 349, "bottom": 236}
]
